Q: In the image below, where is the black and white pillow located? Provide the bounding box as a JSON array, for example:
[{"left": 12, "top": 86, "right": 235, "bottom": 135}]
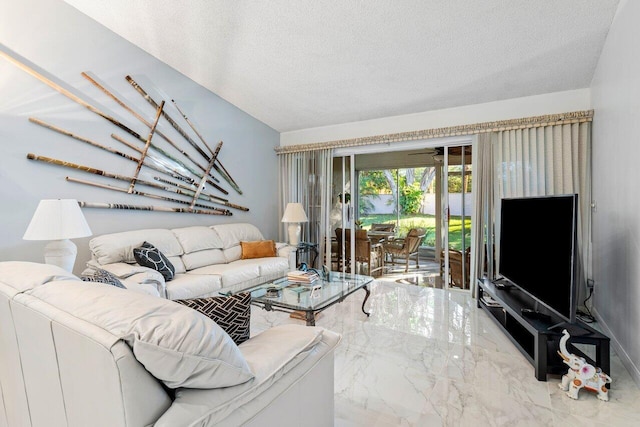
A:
[
  {"left": 175, "top": 293, "right": 251, "bottom": 345},
  {"left": 133, "top": 241, "right": 175, "bottom": 281},
  {"left": 81, "top": 268, "right": 127, "bottom": 289}
]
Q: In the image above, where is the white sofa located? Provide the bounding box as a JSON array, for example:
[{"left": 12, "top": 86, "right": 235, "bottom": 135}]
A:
[
  {"left": 0, "top": 262, "right": 341, "bottom": 427},
  {"left": 83, "top": 223, "right": 295, "bottom": 300}
]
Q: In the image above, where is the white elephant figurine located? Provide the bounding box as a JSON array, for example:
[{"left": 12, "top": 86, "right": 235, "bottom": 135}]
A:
[{"left": 557, "top": 329, "right": 612, "bottom": 401}]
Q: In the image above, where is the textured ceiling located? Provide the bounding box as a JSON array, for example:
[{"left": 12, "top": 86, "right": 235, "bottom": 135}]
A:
[{"left": 63, "top": 0, "right": 619, "bottom": 133}]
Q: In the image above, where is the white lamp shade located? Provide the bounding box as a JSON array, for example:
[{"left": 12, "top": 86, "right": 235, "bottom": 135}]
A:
[
  {"left": 281, "top": 203, "right": 308, "bottom": 223},
  {"left": 23, "top": 199, "right": 92, "bottom": 240}
]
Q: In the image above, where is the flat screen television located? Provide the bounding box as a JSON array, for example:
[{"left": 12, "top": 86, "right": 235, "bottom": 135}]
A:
[{"left": 498, "top": 194, "right": 579, "bottom": 324}]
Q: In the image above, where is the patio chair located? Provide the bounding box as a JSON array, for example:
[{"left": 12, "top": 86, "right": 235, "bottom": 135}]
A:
[
  {"left": 440, "top": 247, "right": 471, "bottom": 289},
  {"left": 382, "top": 228, "right": 426, "bottom": 272},
  {"left": 368, "top": 223, "right": 396, "bottom": 243},
  {"left": 335, "top": 228, "right": 384, "bottom": 277}
]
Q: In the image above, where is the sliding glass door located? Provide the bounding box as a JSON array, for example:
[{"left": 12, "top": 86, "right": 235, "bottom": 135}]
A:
[
  {"left": 331, "top": 155, "right": 356, "bottom": 274},
  {"left": 440, "top": 145, "right": 473, "bottom": 290}
]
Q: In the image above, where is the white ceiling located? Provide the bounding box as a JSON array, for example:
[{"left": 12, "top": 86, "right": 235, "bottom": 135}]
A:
[{"left": 63, "top": 0, "right": 620, "bottom": 133}]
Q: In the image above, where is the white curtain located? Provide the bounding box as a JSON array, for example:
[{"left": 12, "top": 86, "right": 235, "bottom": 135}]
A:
[
  {"left": 278, "top": 149, "right": 333, "bottom": 267},
  {"left": 470, "top": 133, "right": 494, "bottom": 298},
  {"left": 491, "top": 122, "right": 592, "bottom": 306}
]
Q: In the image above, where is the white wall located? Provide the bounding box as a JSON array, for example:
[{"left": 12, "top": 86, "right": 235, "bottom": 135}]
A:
[
  {"left": 362, "top": 194, "right": 472, "bottom": 216},
  {"left": 590, "top": 0, "right": 640, "bottom": 386},
  {"left": 0, "top": 0, "right": 280, "bottom": 275},
  {"left": 280, "top": 88, "right": 591, "bottom": 146}
]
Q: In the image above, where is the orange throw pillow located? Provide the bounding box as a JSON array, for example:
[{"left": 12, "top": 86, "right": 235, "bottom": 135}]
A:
[{"left": 240, "top": 240, "right": 277, "bottom": 259}]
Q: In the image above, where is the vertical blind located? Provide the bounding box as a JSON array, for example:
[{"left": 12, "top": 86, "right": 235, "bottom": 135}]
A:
[{"left": 490, "top": 122, "right": 592, "bottom": 305}]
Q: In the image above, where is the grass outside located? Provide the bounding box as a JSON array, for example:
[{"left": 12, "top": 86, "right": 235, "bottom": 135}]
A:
[{"left": 358, "top": 213, "right": 471, "bottom": 250}]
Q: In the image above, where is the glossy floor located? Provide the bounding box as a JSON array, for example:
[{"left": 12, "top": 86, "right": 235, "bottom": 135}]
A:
[{"left": 250, "top": 279, "right": 640, "bottom": 426}]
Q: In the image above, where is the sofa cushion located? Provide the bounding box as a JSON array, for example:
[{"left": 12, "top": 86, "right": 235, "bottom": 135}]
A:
[
  {"left": 90, "top": 229, "right": 184, "bottom": 265},
  {"left": 175, "top": 293, "right": 251, "bottom": 345},
  {"left": 134, "top": 242, "right": 176, "bottom": 281},
  {"left": 254, "top": 258, "right": 290, "bottom": 277},
  {"left": 172, "top": 226, "right": 224, "bottom": 253},
  {"left": 167, "top": 256, "right": 186, "bottom": 274},
  {"left": 28, "top": 281, "right": 254, "bottom": 389},
  {"left": 211, "top": 223, "right": 265, "bottom": 250},
  {"left": 189, "top": 262, "right": 260, "bottom": 288},
  {"left": 165, "top": 273, "right": 223, "bottom": 300},
  {"left": 239, "top": 325, "right": 324, "bottom": 375},
  {"left": 223, "top": 246, "right": 242, "bottom": 263},
  {"left": 154, "top": 325, "right": 333, "bottom": 427},
  {"left": 81, "top": 268, "right": 126, "bottom": 289},
  {"left": 240, "top": 240, "right": 277, "bottom": 260},
  {"left": 182, "top": 249, "right": 226, "bottom": 271}
]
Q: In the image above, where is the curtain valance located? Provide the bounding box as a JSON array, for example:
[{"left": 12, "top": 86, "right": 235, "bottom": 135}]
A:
[{"left": 275, "top": 110, "right": 593, "bottom": 154}]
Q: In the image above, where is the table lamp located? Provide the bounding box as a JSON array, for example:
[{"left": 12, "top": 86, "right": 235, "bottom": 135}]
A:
[
  {"left": 281, "top": 202, "right": 308, "bottom": 246},
  {"left": 23, "top": 199, "right": 93, "bottom": 271}
]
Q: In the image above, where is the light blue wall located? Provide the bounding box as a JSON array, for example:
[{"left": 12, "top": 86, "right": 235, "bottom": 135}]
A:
[
  {"left": 591, "top": 0, "right": 640, "bottom": 386},
  {"left": 0, "top": 0, "right": 280, "bottom": 274}
]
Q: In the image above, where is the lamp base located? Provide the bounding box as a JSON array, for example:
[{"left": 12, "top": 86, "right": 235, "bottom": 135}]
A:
[
  {"left": 287, "top": 223, "right": 301, "bottom": 246},
  {"left": 44, "top": 239, "right": 77, "bottom": 272}
]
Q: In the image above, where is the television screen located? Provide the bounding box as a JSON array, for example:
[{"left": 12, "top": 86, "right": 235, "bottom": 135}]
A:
[{"left": 498, "top": 194, "right": 578, "bottom": 323}]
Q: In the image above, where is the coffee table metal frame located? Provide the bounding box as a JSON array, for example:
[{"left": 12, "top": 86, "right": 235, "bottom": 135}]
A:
[{"left": 244, "top": 272, "right": 373, "bottom": 326}]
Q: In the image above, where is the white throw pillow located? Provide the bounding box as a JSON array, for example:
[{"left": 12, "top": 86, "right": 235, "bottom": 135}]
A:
[{"left": 28, "top": 281, "right": 254, "bottom": 389}]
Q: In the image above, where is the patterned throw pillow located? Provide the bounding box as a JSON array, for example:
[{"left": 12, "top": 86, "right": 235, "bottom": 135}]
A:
[
  {"left": 133, "top": 241, "right": 175, "bottom": 281},
  {"left": 175, "top": 292, "right": 251, "bottom": 345},
  {"left": 81, "top": 268, "right": 126, "bottom": 289}
]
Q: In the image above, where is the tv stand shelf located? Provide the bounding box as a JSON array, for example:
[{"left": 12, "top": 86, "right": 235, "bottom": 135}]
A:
[{"left": 477, "top": 277, "right": 610, "bottom": 381}]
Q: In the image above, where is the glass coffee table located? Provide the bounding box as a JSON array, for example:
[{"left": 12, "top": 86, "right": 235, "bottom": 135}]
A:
[{"left": 244, "top": 272, "right": 374, "bottom": 326}]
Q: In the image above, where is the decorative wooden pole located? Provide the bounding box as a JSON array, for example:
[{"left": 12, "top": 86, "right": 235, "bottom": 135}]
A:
[
  {"left": 126, "top": 75, "right": 240, "bottom": 193},
  {"left": 67, "top": 176, "right": 231, "bottom": 215},
  {"left": 78, "top": 202, "right": 229, "bottom": 215},
  {"left": 0, "top": 49, "right": 143, "bottom": 140},
  {"left": 26, "top": 153, "right": 237, "bottom": 208},
  {"left": 129, "top": 101, "right": 164, "bottom": 193},
  {"left": 172, "top": 99, "right": 243, "bottom": 195},
  {"left": 190, "top": 141, "right": 222, "bottom": 209},
  {"left": 110, "top": 133, "right": 229, "bottom": 195},
  {"left": 29, "top": 117, "right": 195, "bottom": 185},
  {"left": 153, "top": 177, "right": 250, "bottom": 211},
  {"left": 82, "top": 71, "right": 225, "bottom": 186}
]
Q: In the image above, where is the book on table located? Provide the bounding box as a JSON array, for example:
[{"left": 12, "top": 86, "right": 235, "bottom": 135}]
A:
[{"left": 287, "top": 270, "right": 320, "bottom": 284}]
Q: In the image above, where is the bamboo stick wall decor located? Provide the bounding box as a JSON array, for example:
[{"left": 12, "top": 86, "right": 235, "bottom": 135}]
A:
[{"left": 1, "top": 48, "right": 248, "bottom": 215}]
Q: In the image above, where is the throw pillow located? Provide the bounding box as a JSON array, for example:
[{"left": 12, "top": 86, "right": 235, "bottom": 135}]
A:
[
  {"left": 240, "top": 240, "right": 277, "bottom": 260},
  {"left": 133, "top": 241, "right": 175, "bottom": 281},
  {"left": 81, "top": 268, "right": 126, "bottom": 289},
  {"left": 176, "top": 292, "right": 251, "bottom": 345}
]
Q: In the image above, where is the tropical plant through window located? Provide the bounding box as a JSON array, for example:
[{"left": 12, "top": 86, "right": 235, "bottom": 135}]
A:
[{"left": 358, "top": 166, "right": 471, "bottom": 250}]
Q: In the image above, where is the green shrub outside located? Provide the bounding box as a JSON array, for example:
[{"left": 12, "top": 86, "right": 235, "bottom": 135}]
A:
[{"left": 399, "top": 181, "right": 423, "bottom": 214}]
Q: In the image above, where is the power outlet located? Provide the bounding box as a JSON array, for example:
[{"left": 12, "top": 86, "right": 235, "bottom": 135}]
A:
[{"left": 587, "top": 279, "right": 595, "bottom": 289}]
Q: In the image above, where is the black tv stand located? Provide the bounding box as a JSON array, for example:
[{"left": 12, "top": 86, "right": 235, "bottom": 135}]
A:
[
  {"left": 494, "top": 282, "right": 513, "bottom": 290},
  {"left": 548, "top": 321, "right": 591, "bottom": 337},
  {"left": 521, "top": 308, "right": 551, "bottom": 322},
  {"left": 478, "top": 277, "right": 610, "bottom": 381}
]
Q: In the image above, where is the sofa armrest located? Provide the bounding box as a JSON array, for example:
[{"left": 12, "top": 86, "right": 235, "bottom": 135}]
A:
[
  {"left": 84, "top": 261, "right": 167, "bottom": 298},
  {"left": 276, "top": 243, "right": 295, "bottom": 259}
]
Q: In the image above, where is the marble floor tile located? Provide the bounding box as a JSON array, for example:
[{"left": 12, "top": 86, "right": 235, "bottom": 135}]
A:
[{"left": 250, "top": 279, "right": 640, "bottom": 426}]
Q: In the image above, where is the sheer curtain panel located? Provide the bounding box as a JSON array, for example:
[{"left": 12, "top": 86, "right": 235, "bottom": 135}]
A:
[{"left": 278, "top": 149, "right": 333, "bottom": 268}]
